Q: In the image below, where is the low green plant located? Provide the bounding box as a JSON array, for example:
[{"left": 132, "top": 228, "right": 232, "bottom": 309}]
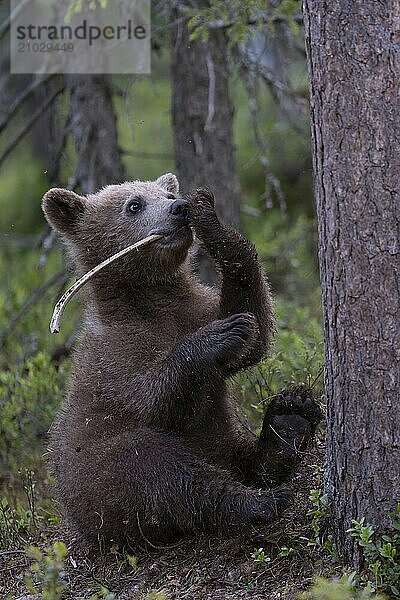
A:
[
  {"left": 251, "top": 546, "right": 271, "bottom": 564},
  {"left": 307, "top": 489, "right": 337, "bottom": 559},
  {"left": 348, "top": 504, "right": 400, "bottom": 597},
  {"left": 299, "top": 575, "right": 387, "bottom": 599},
  {"left": 24, "top": 540, "right": 68, "bottom": 600},
  {"left": 0, "top": 469, "right": 43, "bottom": 548},
  {"left": 90, "top": 584, "right": 117, "bottom": 600},
  {"left": 278, "top": 545, "right": 295, "bottom": 557},
  {"left": 145, "top": 592, "right": 167, "bottom": 600},
  {"left": 0, "top": 497, "right": 35, "bottom": 548},
  {"left": 0, "top": 352, "right": 68, "bottom": 480},
  {"left": 236, "top": 298, "right": 323, "bottom": 428}
]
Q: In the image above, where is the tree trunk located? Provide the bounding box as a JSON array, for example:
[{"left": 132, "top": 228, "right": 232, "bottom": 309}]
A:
[
  {"left": 303, "top": 1, "right": 400, "bottom": 565},
  {"left": 171, "top": 4, "right": 240, "bottom": 283},
  {"left": 66, "top": 75, "right": 125, "bottom": 194}
]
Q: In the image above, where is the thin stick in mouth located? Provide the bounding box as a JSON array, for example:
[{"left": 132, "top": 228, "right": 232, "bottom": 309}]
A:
[{"left": 49, "top": 234, "right": 163, "bottom": 334}]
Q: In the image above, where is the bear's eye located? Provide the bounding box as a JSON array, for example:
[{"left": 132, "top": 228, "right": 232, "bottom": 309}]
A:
[
  {"left": 166, "top": 193, "right": 176, "bottom": 200},
  {"left": 126, "top": 198, "right": 142, "bottom": 215}
]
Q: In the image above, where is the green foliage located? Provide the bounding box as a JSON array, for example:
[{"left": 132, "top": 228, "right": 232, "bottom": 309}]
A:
[
  {"left": 307, "top": 489, "right": 337, "bottom": 559},
  {"left": 245, "top": 210, "right": 319, "bottom": 303},
  {"left": 145, "top": 592, "right": 167, "bottom": 600},
  {"left": 89, "top": 584, "right": 116, "bottom": 600},
  {"left": 0, "top": 148, "right": 49, "bottom": 234},
  {"left": 65, "top": 0, "right": 108, "bottom": 23},
  {"left": 278, "top": 545, "right": 295, "bottom": 557},
  {"left": 299, "top": 575, "right": 388, "bottom": 599},
  {"left": 348, "top": 504, "right": 400, "bottom": 597},
  {"left": 24, "top": 541, "right": 68, "bottom": 600},
  {"left": 0, "top": 245, "right": 76, "bottom": 365},
  {"left": 0, "top": 470, "right": 60, "bottom": 549},
  {"left": 236, "top": 297, "right": 323, "bottom": 427},
  {"left": 0, "top": 352, "right": 68, "bottom": 477},
  {"left": 0, "top": 495, "right": 35, "bottom": 548},
  {"left": 186, "top": 0, "right": 301, "bottom": 46}
]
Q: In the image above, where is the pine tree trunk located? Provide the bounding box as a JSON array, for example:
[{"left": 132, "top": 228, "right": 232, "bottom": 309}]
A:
[
  {"left": 171, "top": 4, "right": 240, "bottom": 282},
  {"left": 67, "top": 75, "right": 124, "bottom": 194},
  {"left": 303, "top": 1, "right": 400, "bottom": 565}
]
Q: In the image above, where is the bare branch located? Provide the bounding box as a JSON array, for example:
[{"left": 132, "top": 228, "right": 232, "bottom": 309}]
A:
[
  {"left": 0, "top": 84, "right": 65, "bottom": 167},
  {"left": 241, "top": 68, "right": 286, "bottom": 211},
  {"left": 45, "top": 115, "right": 71, "bottom": 184},
  {"left": 204, "top": 50, "right": 216, "bottom": 131},
  {"left": 0, "top": 0, "right": 31, "bottom": 41},
  {"left": 37, "top": 229, "right": 58, "bottom": 269},
  {"left": 123, "top": 150, "right": 174, "bottom": 160},
  {"left": 0, "top": 75, "right": 55, "bottom": 136},
  {"left": 237, "top": 44, "right": 308, "bottom": 129},
  {"left": 0, "top": 269, "right": 68, "bottom": 348}
]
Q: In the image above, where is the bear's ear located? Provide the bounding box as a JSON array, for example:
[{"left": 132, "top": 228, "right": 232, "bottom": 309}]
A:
[
  {"left": 42, "top": 188, "right": 87, "bottom": 235},
  {"left": 156, "top": 172, "right": 179, "bottom": 195}
]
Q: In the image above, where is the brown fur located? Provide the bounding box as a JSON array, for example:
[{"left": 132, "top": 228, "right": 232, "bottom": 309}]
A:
[{"left": 42, "top": 174, "right": 321, "bottom": 547}]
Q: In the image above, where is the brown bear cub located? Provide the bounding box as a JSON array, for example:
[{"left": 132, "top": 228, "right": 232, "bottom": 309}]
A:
[{"left": 42, "top": 173, "right": 321, "bottom": 546}]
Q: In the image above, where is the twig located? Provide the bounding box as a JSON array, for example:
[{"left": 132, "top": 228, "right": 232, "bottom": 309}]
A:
[
  {"left": 0, "top": 85, "right": 64, "bottom": 167},
  {"left": 0, "top": 0, "right": 31, "bottom": 41},
  {"left": 310, "top": 366, "right": 324, "bottom": 389},
  {"left": 50, "top": 234, "right": 163, "bottom": 334},
  {"left": 0, "top": 269, "right": 68, "bottom": 348},
  {"left": 0, "top": 74, "right": 54, "bottom": 136},
  {"left": 240, "top": 204, "right": 262, "bottom": 218},
  {"left": 241, "top": 68, "right": 286, "bottom": 211},
  {"left": 237, "top": 45, "right": 308, "bottom": 130},
  {"left": 204, "top": 50, "right": 215, "bottom": 131},
  {"left": 45, "top": 115, "right": 72, "bottom": 184},
  {"left": 123, "top": 150, "right": 174, "bottom": 160},
  {"left": 37, "top": 229, "right": 58, "bottom": 268}
]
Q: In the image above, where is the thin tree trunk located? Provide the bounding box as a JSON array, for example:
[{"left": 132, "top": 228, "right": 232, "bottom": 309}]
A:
[
  {"left": 303, "top": 1, "right": 400, "bottom": 566},
  {"left": 171, "top": 4, "right": 240, "bottom": 283},
  {"left": 66, "top": 75, "right": 125, "bottom": 194}
]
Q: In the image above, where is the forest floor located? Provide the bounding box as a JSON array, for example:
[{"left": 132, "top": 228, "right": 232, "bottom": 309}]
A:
[{"left": 1, "top": 433, "right": 340, "bottom": 600}]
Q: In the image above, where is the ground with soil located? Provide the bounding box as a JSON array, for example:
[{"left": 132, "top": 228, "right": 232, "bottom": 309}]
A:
[{"left": 1, "top": 435, "right": 337, "bottom": 599}]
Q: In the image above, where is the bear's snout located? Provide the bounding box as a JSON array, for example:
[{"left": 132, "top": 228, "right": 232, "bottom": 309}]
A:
[{"left": 169, "top": 199, "right": 188, "bottom": 222}]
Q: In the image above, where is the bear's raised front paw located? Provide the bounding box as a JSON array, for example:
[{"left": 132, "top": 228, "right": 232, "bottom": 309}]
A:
[{"left": 186, "top": 187, "right": 220, "bottom": 232}]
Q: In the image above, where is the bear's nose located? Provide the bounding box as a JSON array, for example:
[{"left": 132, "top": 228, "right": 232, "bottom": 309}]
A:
[{"left": 169, "top": 199, "right": 188, "bottom": 221}]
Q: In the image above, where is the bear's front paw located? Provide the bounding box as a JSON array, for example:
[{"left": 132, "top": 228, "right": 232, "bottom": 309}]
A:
[
  {"left": 199, "top": 313, "right": 258, "bottom": 369},
  {"left": 186, "top": 187, "right": 220, "bottom": 234}
]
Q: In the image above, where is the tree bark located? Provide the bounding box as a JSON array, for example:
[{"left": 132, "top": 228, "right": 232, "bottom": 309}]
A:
[
  {"left": 66, "top": 75, "right": 125, "bottom": 194},
  {"left": 171, "top": 4, "right": 240, "bottom": 282},
  {"left": 303, "top": 1, "right": 400, "bottom": 565}
]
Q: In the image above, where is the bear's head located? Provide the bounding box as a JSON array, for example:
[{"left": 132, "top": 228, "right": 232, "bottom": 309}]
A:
[{"left": 42, "top": 173, "right": 194, "bottom": 283}]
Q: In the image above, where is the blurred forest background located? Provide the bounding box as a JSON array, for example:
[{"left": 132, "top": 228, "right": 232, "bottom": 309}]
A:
[{"left": 0, "top": 1, "right": 328, "bottom": 597}]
